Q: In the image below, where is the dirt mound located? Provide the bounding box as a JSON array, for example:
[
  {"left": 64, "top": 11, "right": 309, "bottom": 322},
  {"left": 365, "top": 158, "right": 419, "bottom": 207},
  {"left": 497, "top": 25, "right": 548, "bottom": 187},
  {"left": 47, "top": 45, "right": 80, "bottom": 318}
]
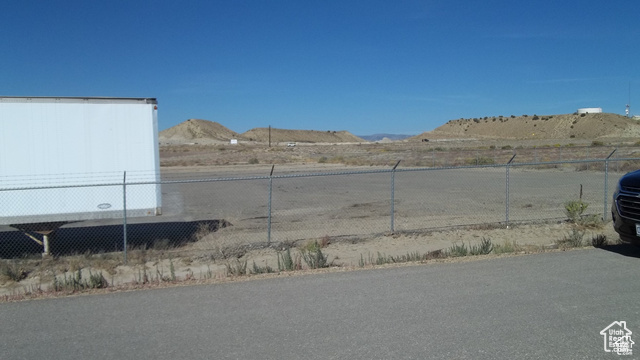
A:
[
  {"left": 160, "top": 119, "right": 244, "bottom": 142},
  {"left": 409, "top": 113, "right": 640, "bottom": 141},
  {"left": 241, "top": 128, "right": 366, "bottom": 143}
]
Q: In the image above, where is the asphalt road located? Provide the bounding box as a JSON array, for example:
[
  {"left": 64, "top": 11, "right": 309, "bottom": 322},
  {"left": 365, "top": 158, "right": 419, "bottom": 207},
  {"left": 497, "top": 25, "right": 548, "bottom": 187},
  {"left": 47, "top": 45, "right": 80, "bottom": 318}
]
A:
[{"left": 1, "top": 246, "right": 639, "bottom": 360}]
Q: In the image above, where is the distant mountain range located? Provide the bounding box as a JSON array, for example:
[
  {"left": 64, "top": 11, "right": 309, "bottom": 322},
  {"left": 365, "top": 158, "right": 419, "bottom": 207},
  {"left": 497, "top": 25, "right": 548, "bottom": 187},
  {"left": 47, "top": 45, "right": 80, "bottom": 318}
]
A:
[
  {"left": 160, "top": 119, "right": 366, "bottom": 143},
  {"left": 357, "top": 134, "right": 414, "bottom": 141}
]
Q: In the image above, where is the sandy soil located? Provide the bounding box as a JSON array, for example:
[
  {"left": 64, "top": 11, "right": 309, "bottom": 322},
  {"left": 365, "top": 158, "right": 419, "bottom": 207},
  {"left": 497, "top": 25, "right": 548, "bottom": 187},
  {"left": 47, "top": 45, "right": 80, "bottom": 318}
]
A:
[{"left": 0, "top": 219, "right": 618, "bottom": 299}]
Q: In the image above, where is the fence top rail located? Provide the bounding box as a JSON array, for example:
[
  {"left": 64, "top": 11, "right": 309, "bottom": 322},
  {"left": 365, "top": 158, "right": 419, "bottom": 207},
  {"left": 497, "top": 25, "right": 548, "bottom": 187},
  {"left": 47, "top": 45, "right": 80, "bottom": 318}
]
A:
[{"left": 2, "top": 157, "right": 639, "bottom": 191}]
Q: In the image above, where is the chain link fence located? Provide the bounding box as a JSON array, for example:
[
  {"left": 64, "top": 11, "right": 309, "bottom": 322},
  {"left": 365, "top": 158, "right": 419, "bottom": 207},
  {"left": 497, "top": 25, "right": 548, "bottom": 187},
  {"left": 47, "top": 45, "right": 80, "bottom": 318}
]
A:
[{"left": 1, "top": 147, "right": 640, "bottom": 262}]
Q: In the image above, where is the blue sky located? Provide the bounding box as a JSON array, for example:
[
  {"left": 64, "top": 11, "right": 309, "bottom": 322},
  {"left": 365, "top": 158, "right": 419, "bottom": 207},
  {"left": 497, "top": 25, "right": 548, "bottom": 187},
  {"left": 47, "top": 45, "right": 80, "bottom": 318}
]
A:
[{"left": 2, "top": 1, "right": 638, "bottom": 135}]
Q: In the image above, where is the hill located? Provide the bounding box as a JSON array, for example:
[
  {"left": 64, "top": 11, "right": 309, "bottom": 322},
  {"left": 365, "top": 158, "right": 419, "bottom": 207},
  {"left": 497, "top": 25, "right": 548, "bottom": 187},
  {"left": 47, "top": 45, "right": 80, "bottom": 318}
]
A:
[
  {"left": 408, "top": 113, "right": 640, "bottom": 141},
  {"left": 160, "top": 119, "right": 366, "bottom": 144},
  {"left": 241, "top": 128, "right": 365, "bottom": 143},
  {"left": 159, "top": 119, "right": 244, "bottom": 143}
]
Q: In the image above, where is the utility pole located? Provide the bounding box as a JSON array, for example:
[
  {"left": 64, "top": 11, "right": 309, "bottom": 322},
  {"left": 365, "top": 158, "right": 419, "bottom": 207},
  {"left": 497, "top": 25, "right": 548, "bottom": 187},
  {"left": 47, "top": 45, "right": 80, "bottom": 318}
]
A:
[{"left": 627, "top": 82, "right": 631, "bottom": 117}]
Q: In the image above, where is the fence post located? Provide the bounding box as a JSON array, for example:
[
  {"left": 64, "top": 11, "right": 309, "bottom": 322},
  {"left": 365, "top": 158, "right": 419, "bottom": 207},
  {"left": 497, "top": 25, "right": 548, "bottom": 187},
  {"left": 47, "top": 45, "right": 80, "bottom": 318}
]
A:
[
  {"left": 505, "top": 154, "right": 516, "bottom": 227},
  {"left": 122, "top": 171, "right": 128, "bottom": 265},
  {"left": 603, "top": 149, "right": 616, "bottom": 221},
  {"left": 390, "top": 160, "right": 401, "bottom": 233},
  {"left": 268, "top": 165, "right": 274, "bottom": 246}
]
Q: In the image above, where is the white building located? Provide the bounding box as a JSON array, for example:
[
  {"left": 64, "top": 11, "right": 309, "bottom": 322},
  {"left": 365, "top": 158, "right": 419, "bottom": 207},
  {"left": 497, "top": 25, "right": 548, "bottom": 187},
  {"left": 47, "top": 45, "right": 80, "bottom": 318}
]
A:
[{"left": 577, "top": 107, "right": 602, "bottom": 114}]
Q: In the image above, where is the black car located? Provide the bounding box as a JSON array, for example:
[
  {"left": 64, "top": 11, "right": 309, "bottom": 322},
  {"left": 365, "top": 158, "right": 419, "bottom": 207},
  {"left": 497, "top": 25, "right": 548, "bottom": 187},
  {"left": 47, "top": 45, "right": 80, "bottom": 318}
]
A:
[{"left": 612, "top": 169, "right": 640, "bottom": 244}]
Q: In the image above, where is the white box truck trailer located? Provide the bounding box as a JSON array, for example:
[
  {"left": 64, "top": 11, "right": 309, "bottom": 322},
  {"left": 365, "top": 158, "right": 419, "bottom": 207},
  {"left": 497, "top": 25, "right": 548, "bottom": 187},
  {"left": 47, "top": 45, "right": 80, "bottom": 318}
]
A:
[{"left": 0, "top": 97, "right": 161, "bottom": 238}]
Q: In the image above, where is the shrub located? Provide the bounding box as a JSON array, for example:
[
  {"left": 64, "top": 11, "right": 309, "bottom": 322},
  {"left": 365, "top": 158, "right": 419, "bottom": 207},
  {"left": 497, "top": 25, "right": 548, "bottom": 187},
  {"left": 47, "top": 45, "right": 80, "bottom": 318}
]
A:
[
  {"left": 251, "top": 261, "right": 275, "bottom": 274},
  {"left": 493, "top": 240, "right": 519, "bottom": 254},
  {"left": 476, "top": 156, "right": 495, "bottom": 165},
  {"left": 248, "top": 158, "right": 259, "bottom": 164},
  {"left": 318, "top": 156, "right": 328, "bottom": 163},
  {"left": 0, "top": 261, "right": 28, "bottom": 282},
  {"left": 565, "top": 200, "right": 588, "bottom": 223},
  {"left": 301, "top": 247, "right": 330, "bottom": 269},
  {"left": 469, "top": 238, "right": 493, "bottom": 255},
  {"left": 577, "top": 214, "right": 603, "bottom": 229},
  {"left": 556, "top": 228, "right": 585, "bottom": 248},
  {"left": 53, "top": 269, "right": 109, "bottom": 291},
  {"left": 447, "top": 242, "right": 468, "bottom": 257},
  {"left": 592, "top": 234, "right": 608, "bottom": 247},
  {"left": 277, "top": 248, "right": 301, "bottom": 271},
  {"left": 225, "top": 259, "right": 248, "bottom": 276},
  {"left": 619, "top": 160, "right": 640, "bottom": 172},
  {"left": 591, "top": 141, "right": 604, "bottom": 147}
]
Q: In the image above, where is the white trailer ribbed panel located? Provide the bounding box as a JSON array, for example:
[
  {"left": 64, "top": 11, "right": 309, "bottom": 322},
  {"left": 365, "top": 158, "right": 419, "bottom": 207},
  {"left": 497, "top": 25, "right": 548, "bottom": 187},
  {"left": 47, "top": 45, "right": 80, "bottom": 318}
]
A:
[{"left": 0, "top": 97, "right": 161, "bottom": 225}]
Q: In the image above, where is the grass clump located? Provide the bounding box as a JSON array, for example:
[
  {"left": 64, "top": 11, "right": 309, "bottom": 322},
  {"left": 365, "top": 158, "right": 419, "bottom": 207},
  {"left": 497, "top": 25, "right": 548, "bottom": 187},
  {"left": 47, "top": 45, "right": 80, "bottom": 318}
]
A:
[
  {"left": 251, "top": 261, "right": 275, "bottom": 274},
  {"left": 226, "top": 259, "right": 248, "bottom": 276},
  {"left": 0, "top": 261, "right": 29, "bottom": 282},
  {"left": 591, "top": 234, "right": 608, "bottom": 248},
  {"left": 301, "top": 247, "right": 330, "bottom": 269},
  {"left": 467, "top": 156, "right": 495, "bottom": 166},
  {"left": 169, "top": 258, "right": 176, "bottom": 281},
  {"left": 576, "top": 214, "right": 603, "bottom": 228},
  {"left": 469, "top": 237, "right": 493, "bottom": 255},
  {"left": 329, "top": 155, "right": 345, "bottom": 163},
  {"left": 53, "top": 268, "right": 109, "bottom": 292},
  {"left": 493, "top": 240, "right": 520, "bottom": 254},
  {"left": 446, "top": 242, "right": 468, "bottom": 257},
  {"left": 556, "top": 228, "right": 585, "bottom": 248},
  {"left": 277, "top": 248, "right": 302, "bottom": 271},
  {"left": 618, "top": 160, "right": 640, "bottom": 173}
]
